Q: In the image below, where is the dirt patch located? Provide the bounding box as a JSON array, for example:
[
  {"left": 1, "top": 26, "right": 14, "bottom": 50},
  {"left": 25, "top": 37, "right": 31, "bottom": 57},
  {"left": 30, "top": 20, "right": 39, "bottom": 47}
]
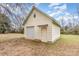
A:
[
  {"left": 0, "top": 38, "right": 79, "bottom": 56},
  {"left": 0, "top": 34, "right": 79, "bottom": 56}
]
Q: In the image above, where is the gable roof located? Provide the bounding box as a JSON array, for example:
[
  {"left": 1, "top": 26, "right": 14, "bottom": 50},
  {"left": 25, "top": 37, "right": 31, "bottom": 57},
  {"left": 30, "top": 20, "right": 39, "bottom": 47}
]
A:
[{"left": 23, "top": 6, "right": 60, "bottom": 27}]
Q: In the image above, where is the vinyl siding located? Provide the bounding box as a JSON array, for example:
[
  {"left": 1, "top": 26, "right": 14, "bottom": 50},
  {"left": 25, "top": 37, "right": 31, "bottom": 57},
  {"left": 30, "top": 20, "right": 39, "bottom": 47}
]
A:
[{"left": 52, "top": 24, "right": 60, "bottom": 42}]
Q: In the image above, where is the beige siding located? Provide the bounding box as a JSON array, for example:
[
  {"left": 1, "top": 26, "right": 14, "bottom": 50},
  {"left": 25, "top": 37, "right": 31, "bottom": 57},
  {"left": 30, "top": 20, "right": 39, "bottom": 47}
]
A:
[
  {"left": 52, "top": 24, "right": 60, "bottom": 42},
  {"left": 25, "top": 10, "right": 53, "bottom": 26},
  {"left": 24, "top": 9, "right": 60, "bottom": 42}
]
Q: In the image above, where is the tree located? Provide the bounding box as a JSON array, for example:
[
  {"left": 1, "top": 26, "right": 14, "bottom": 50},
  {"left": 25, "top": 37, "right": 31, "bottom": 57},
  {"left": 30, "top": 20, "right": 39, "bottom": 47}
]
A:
[
  {"left": 0, "top": 13, "right": 11, "bottom": 33},
  {"left": 0, "top": 3, "right": 34, "bottom": 32}
]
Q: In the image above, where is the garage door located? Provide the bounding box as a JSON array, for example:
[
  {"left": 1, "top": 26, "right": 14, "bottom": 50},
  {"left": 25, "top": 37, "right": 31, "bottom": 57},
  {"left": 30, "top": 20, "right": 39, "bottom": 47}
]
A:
[{"left": 27, "top": 27, "right": 35, "bottom": 38}]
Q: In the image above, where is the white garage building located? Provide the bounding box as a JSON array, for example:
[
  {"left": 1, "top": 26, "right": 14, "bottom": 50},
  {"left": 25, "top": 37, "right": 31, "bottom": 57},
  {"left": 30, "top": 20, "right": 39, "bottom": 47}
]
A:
[{"left": 23, "top": 6, "right": 60, "bottom": 42}]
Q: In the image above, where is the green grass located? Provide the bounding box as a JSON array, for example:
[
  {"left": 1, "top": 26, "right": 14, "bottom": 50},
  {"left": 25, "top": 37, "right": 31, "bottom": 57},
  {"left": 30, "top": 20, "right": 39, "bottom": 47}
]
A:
[{"left": 60, "top": 34, "right": 79, "bottom": 44}]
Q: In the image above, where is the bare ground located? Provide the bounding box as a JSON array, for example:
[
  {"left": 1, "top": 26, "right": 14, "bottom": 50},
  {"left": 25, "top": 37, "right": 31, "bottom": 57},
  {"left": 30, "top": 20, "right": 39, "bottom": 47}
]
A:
[{"left": 0, "top": 34, "right": 79, "bottom": 56}]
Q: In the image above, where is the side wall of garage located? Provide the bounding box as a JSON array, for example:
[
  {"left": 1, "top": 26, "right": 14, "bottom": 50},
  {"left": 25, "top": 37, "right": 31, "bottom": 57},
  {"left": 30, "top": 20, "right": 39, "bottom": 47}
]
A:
[{"left": 52, "top": 24, "right": 60, "bottom": 42}]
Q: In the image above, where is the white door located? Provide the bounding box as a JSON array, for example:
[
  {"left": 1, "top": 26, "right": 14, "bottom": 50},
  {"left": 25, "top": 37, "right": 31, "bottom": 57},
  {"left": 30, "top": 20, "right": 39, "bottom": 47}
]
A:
[
  {"left": 27, "top": 27, "right": 35, "bottom": 39},
  {"left": 41, "top": 27, "right": 47, "bottom": 41}
]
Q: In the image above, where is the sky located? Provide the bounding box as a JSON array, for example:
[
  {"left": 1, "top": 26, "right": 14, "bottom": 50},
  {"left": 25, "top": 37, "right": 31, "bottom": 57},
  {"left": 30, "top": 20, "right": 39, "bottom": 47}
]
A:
[
  {"left": 31, "top": 3, "right": 79, "bottom": 22},
  {"left": 0, "top": 3, "right": 78, "bottom": 28}
]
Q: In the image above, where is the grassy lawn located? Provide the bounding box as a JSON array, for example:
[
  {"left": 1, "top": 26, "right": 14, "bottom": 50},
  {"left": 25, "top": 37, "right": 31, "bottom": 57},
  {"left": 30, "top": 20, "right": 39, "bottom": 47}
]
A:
[
  {"left": 0, "top": 34, "right": 79, "bottom": 56},
  {"left": 0, "top": 33, "right": 24, "bottom": 42},
  {"left": 60, "top": 34, "right": 79, "bottom": 44}
]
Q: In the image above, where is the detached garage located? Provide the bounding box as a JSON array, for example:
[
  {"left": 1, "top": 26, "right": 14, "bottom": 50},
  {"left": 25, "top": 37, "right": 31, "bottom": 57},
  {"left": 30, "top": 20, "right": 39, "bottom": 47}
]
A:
[{"left": 23, "top": 6, "right": 60, "bottom": 43}]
